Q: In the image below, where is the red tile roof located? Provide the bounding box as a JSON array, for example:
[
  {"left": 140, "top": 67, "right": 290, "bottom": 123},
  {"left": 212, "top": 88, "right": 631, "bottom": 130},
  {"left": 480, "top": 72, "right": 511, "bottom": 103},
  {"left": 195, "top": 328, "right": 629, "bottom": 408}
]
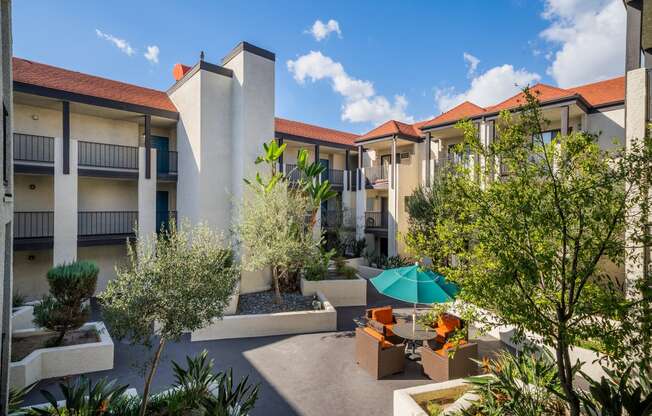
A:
[
  {"left": 13, "top": 57, "right": 178, "bottom": 113},
  {"left": 355, "top": 120, "right": 421, "bottom": 142},
  {"left": 484, "top": 83, "right": 575, "bottom": 113},
  {"left": 419, "top": 101, "right": 486, "bottom": 129},
  {"left": 275, "top": 117, "right": 359, "bottom": 147},
  {"left": 567, "top": 76, "right": 625, "bottom": 108}
]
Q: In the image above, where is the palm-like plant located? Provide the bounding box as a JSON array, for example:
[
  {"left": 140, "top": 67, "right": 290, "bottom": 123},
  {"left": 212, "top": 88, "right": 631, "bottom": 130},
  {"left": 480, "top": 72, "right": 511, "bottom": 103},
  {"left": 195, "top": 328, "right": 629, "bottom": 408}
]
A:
[
  {"left": 202, "top": 369, "right": 260, "bottom": 416},
  {"left": 171, "top": 349, "right": 220, "bottom": 408},
  {"left": 580, "top": 363, "right": 652, "bottom": 416}
]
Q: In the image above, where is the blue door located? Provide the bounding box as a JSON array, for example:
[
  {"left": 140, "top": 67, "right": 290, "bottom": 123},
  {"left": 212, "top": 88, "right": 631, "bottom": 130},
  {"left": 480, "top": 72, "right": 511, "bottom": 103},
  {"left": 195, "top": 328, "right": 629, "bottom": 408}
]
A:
[
  {"left": 156, "top": 191, "right": 169, "bottom": 232},
  {"left": 152, "top": 136, "right": 169, "bottom": 174},
  {"left": 319, "top": 158, "right": 330, "bottom": 182}
]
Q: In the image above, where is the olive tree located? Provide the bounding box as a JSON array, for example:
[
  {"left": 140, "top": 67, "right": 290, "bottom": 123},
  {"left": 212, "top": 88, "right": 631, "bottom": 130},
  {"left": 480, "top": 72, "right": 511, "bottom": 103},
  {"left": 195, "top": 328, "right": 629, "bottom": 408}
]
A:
[
  {"left": 99, "top": 222, "right": 238, "bottom": 416},
  {"left": 435, "top": 90, "right": 652, "bottom": 416}
]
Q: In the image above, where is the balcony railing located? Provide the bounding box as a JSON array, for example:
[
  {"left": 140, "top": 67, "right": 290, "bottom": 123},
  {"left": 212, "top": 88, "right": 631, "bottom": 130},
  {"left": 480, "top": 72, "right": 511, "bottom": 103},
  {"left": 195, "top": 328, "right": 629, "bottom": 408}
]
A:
[
  {"left": 14, "top": 133, "right": 54, "bottom": 163},
  {"left": 14, "top": 211, "right": 54, "bottom": 239},
  {"left": 364, "top": 165, "right": 389, "bottom": 186},
  {"left": 326, "top": 169, "right": 344, "bottom": 187},
  {"left": 285, "top": 164, "right": 307, "bottom": 182},
  {"left": 78, "top": 141, "right": 139, "bottom": 170},
  {"left": 78, "top": 211, "right": 138, "bottom": 236},
  {"left": 157, "top": 150, "right": 178, "bottom": 175},
  {"left": 365, "top": 211, "right": 388, "bottom": 229}
]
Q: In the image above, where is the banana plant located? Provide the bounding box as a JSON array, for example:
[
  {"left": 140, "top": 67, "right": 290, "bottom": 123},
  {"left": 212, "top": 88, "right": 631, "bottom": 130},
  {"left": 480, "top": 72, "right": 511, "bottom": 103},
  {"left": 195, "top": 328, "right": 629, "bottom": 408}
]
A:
[
  {"left": 294, "top": 149, "right": 337, "bottom": 226},
  {"left": 244, "top": 139, "right": 286, "bottom": 193}
]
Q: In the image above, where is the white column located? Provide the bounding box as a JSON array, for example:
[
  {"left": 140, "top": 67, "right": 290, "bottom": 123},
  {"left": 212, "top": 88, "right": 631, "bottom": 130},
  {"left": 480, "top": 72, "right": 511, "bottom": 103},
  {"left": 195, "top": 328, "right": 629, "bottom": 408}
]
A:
[
  {"left": 138, "top": 147, "right": 157, "bottom": 243},
  {"left": 580, "top": 113, "right": 588, "bottom": 132},
  {"left": 53, "top": 137, "right": 77, "bottom": 265},
  {"left": 388, "top": 137, "right": 398, "bottom": 256},
  {"left": 342, "top": 170, "right": 351, "bottom": 227},
  {"left": 355, "top": 168, "right": 366, "bottom": 241},
  {"left": 625, "top": 68, "right": 649, "bottom": 294}
]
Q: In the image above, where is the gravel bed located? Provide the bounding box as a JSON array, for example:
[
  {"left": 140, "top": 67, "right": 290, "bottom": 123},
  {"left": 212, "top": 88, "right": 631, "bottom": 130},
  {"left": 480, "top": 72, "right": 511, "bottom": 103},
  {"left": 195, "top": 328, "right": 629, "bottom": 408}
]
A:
[{"left": 238, "top": 291, "right": 316, "bottom": 315}]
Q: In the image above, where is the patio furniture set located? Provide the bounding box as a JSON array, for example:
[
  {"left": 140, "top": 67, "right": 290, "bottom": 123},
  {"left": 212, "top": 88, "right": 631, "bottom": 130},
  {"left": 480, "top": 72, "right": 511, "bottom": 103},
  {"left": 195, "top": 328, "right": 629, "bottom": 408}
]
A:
[{"left": 355, "top": 306, "right": 478, "bottom": 380}]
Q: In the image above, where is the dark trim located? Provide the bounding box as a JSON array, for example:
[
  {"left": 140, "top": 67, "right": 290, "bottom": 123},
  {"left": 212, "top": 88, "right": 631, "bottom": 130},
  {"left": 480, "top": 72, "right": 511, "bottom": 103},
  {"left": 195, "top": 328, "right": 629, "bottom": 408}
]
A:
[
  {"left": 626, "top": 1, "right": 643, "bottom": 71},
  {"left": 589, "top": 100, "right": 625, "bottom": 112},
  {"left": 426, "top": 132, "right": 432, "bottom": 187},
  {"left": 144, "top": 115, "right": 151, "bottom": 179},
  {"left": 78, "top": 234, "right": 135, "bottom": 247},
  {"left": 166, "top": 61, "right": 234, "bottom": 95},
  {"left": 78, "top": 168, "right": 139, "bottom": 179},
  {"left": 222, "top": 41, "right": 276, "bottom": 65},
  {"left": 277, "top": 137, "right": 284, "bottom": 168},
  {"left": 275, "top": 132, "right": 356, "bottom": 150},
  {"left": 62, "top": 101, "right": 70, "bottom": 174},
  {"left": 13, "top": 237, "right": 53, "bottom": 251},
  {"left": 14, "top": 163, "right": 54, "bottom": 175},
  {"left": 15, "top": 81, "right": 179, "bottom": 120},
  {"left": 357, "top": 145, "right": 363, "bottom": 190},
  {"left": 355, "top": 134, "right": 422, "bottom": 146},
  {"left": 156, "top": 173, "right": 178, "bottom": 182},
  {"left": 314, "top": 144, "right": 320, "bottom": 163}
]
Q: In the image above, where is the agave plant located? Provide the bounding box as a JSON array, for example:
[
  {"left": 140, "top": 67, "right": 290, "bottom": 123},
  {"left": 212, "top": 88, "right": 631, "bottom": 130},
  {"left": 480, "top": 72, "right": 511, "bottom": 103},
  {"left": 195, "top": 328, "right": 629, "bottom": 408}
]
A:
[
  {"left": 29, "top": 376, "right": 129, "bottom": 416},
  {"left": 202, "top": 368, "right": 260, "bottom": 416},
  {"left": 580, "top": 362, "right": 652, "bottom": 416}
]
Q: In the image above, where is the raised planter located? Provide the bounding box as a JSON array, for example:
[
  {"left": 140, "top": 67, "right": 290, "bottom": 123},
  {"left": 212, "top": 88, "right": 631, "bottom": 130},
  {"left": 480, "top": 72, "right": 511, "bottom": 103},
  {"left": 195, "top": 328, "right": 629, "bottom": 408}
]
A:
[
  {"left": 300, "top": 276, "right": 367, "bottom": 307},
  {"left": 393, "top": 378, "right": 481, "bottom": 416},
  {"left": 10, "top": 321, "right": 114, "bottom": 389},
  {"left": 224, "top": 281, "right": 240, "bottom": 316},
  {"left": 191, "top": 291, "right": 337, "bottom": 341},
  {"left": 11, "top": 303, "right": 36, "bottom": 332}
]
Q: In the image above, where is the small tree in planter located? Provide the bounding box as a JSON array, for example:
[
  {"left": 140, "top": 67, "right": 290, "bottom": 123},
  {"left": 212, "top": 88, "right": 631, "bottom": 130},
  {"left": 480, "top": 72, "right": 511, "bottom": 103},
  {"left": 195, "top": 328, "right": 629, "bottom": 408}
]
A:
[
  {"left": 33, "top": 260, "right": 98, "bottom": 347},
  {"left": 100, "top": 221, "right": 239, "bottom": 416}
]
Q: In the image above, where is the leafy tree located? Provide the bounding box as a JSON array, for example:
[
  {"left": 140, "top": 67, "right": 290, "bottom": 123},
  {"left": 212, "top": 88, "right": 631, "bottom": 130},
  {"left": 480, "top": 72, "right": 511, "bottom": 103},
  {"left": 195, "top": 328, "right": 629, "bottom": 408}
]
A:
[
  {"left": 33, "top": 261, "right": 98, "bottom": 346},
  {"left": 238, "top": 178, "right": 320, "bottom": 303},
  {"left": 99, "top": 222, "right": 238, "bottom": 416},
  {"left": 436, "top": 89, "right": 652, "bottom": 416}
]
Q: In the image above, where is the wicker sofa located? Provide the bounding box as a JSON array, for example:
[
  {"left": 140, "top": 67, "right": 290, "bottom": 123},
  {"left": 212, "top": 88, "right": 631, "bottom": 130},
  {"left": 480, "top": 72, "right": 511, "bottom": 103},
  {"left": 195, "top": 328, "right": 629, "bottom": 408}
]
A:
[
  {"left": 355, "top": 327, "right": 406, "bottom": 379},
  {"left": 420, "top": 341, "right": 478, "bottom": 382}
]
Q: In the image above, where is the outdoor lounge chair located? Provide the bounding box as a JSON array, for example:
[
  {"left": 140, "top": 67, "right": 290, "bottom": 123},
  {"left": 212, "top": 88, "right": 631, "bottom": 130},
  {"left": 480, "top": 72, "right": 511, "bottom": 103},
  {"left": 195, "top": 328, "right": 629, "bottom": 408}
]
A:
[
  {"left": 433, "top": 313, "right": 463, "bottom": 344},
  {"left": 366, "top": 306, "right": 398, "bottom": 337},
  {"left": 420, "top": 340, "right": 478, "bottom": 382},
  {"left": 355, "top": 327, "right": 406, "bottom": 379}
]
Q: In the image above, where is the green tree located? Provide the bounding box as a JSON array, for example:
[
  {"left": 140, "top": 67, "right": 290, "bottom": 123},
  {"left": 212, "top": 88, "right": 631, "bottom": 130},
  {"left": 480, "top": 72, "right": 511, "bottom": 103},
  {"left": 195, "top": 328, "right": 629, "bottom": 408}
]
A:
[
  {"left": 436, "top": 89, "right": 652, "bottom": 416},
  {"left": 99, "top": 222, "right": 238, "bottom": 416},
  {"left": 238, "top": 178, "right": 320, "bottom": 304},
  {"left": 33, "top": 261, "right": 98, "bottom": 346}
]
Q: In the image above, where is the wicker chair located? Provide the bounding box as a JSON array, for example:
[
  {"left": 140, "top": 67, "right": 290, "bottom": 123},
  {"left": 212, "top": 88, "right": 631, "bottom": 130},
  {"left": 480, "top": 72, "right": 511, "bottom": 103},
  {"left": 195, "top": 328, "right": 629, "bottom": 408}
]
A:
[
  {"left": 355, "top": 327, "right": 406, "bottom": 379},
  {"left": 420, "top": 341, "right": 478, "bottom": 382}
]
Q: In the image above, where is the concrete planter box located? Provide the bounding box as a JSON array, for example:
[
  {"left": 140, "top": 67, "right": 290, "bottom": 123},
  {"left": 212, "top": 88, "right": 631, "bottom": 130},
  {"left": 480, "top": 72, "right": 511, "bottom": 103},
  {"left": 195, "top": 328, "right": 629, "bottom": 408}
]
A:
[
  {"left": 393, "top": 378, "right": 482, "bottom": 416},
  {"left": 191, "top": 291, "right": 337, "bottom": 341},
  {"left": 224, "top": 281, "right": 240, "bottom": 316},
  {"left": 354, "top": 264, "right": 384, "bottom": 280},
  {"left": 11, "top": 303, "right": 36, "bottom": 332},
  {"left": 10, "top": 321, "right": 114, "bottom": 389},
  {"left": 300, "top": 276, "right": 367, "bottom": 307}
]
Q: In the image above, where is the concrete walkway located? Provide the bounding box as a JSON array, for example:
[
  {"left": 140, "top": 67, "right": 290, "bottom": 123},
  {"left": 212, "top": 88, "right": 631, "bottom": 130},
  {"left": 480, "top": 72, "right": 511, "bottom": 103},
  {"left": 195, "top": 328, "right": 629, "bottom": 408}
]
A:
[{"left": 22, "top": 283, "right": 506, "bottom": 416}]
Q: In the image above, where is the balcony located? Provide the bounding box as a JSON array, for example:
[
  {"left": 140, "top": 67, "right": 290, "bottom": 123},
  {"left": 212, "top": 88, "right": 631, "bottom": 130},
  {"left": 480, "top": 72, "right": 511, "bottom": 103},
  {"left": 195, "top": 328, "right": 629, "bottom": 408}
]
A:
[
  {"left": 78, "top": 211, "right": 138, "bottom": 246},
  {"left": 364, "top": 165, "right": 389, "bottom": 188},
  {"left": 13, "top": 133, "right": 55, "bottom": 174},
  {"left": 14, "top": 211, "right": 54, "bottom": 250},
  {"left": 323, "top": 169, "right": 344, "bottom": 188},
  {"left": 157, "top": 150, "right": 178, "bottom": 181},
  {"left": 365, "top": 211, "right": 388, "bottom": 232},
  {"left": 78, "top": 141, "right": 139, "bottom": 178}
]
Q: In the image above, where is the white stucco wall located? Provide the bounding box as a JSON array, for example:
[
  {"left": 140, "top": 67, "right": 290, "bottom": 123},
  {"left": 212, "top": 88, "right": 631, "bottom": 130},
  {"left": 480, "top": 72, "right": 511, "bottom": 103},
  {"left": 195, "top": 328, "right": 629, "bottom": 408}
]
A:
[
  {"left": 587, "top": 107, "right": 625, "bottom": 150},
  {"left": 13, "top": 250, "right": 51, "bottom": 300},
  {"left": 53, "top": 137, "right": 77, "bottom": 265},
  {"left": 77, "top": 178, "right": 137, "bottom": 211},
  {"left": 14, "top": 175, "right": 53, "bottom": 210},
  {"left": 77, "top": 245, "right": 128, "bottom": 294}
]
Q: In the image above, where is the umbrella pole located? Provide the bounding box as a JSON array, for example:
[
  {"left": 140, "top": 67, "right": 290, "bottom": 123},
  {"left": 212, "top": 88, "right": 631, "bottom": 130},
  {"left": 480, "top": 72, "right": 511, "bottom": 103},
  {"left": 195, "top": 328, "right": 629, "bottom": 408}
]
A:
[{"left": 412, "top": 303, "right": 416, "bottom": 333}]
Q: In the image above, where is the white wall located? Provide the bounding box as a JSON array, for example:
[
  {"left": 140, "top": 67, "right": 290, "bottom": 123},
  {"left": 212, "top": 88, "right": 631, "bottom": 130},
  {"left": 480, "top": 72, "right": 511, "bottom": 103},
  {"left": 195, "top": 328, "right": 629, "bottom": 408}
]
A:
[
  {"left": 77, "top": 245, "right": 128, "bottom": 294},
  {"left": 78, "top": 178, "right": 137, "bottom": 211},
  {"left": 587, "top": 107, "right": 625, "bottom": 150},
  {"left": 14, "top": 175, "right": 53, "bottom": 210},
  {"left": 13, "top": 250, "right": 52, "bottom": 300}
]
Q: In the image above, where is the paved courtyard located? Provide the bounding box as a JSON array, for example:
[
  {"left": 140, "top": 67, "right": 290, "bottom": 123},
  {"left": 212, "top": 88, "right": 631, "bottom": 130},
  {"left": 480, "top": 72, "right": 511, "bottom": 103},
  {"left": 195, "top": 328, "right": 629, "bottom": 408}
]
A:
[{"left": 22, "top": 283, "right": 506, "bottom": 416}]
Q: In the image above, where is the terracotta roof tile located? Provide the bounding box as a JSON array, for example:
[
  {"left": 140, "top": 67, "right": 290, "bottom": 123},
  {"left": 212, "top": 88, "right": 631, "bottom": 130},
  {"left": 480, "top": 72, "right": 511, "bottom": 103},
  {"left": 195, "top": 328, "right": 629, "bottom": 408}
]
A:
[
  {"left": 420, "top": 101, "right": 486, "bottom": 129},
  {"left": 484, "top": 83, "right": 575, "bottom": 113},
  {"left": 13, "top": 57, "right": 178, "bottom": 113},
  {"left": 567, "top": 76, "right": 625, "bottom": 108},
  {"left": 275, "top": 117, "right": 358, "bottom": 146},
  {"left": 356, "top": 120, "right": 421, "bottom": 142}
]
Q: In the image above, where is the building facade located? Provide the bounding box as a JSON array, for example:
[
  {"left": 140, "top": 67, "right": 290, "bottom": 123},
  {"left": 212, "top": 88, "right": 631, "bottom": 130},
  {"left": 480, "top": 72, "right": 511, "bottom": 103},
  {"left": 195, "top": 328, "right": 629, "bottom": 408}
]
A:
[{"left": 9, "top": 40, "right": 628, "bottom": 301}]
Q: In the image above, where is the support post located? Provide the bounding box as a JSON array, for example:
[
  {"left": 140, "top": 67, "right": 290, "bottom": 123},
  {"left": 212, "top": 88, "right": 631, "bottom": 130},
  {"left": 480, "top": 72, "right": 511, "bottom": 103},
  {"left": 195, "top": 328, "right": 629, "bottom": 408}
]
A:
[
  {"left": 426, "top": 133, "right": 432, "bottom": 187},
  {"left": 277, "top": 137, "right": 284, "bottom": 173},
  {"left": 388, "top": 135, "right": 398, "bottom": 256},
  {"left": 626, "top": 1, "right": 643, "bottom": 71},
  {"left": 560, "top": 106, "right": 569, "bottom": 136},
  {"left": 139, "top": 146, "right": 157, "bottom": 243},
  {"left": 62, "top": 101, "right": 69, "bottom": 175},
  {"left": 144, "top": 114, "right": 151, "bottom": 179},
  {"left": 53, "top": 137, "right": 77, "bottom": 265}
]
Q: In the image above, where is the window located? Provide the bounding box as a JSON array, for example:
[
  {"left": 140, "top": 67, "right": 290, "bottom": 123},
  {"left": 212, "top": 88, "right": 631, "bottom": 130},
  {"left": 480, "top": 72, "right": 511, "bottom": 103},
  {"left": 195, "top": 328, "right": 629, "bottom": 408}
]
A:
[{"left": 533, "top": 129, "right": 561, "bottom": 146}]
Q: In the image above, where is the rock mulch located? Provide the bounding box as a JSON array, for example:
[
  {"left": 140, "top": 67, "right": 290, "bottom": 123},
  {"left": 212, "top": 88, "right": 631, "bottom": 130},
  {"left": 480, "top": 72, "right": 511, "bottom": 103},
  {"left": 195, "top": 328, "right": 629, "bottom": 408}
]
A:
[{"left": 238, "top": 291, "right": 316, "bottom": 315}]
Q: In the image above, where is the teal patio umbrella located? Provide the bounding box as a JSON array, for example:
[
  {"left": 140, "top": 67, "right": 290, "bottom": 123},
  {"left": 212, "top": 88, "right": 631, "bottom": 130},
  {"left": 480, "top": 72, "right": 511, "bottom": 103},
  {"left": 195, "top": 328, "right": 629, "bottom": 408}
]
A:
[{"left": 370, "top": 264, "right": 458, "bottom": 330}]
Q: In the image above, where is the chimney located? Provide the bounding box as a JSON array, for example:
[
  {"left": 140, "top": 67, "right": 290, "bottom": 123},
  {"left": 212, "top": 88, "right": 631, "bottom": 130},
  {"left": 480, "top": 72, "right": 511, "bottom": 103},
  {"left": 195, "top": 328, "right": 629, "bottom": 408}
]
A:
[{"left": 172, "top": 63, "right": 192, "bottom": 81}]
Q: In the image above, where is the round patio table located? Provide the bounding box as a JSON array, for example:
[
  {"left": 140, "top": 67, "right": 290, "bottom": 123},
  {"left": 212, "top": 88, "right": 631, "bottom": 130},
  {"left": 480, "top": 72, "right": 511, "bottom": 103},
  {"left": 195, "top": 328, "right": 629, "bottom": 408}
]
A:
[{"left": 391, "top": 322, "right": 438, "bottom": 361}]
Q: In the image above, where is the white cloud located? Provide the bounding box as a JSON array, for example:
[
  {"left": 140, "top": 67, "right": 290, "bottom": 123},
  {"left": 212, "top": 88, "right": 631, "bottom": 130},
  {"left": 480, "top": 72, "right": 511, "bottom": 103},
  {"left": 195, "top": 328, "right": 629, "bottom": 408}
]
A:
[
  {"left": 95, "top": 29, "right": 135, "bottom": 56},
  {"left": 463, "top": 52, "right": 480, "bottom": 77},
  {"left": 435, "top": 64, "right": 541, "bottom": 113},
  {"left": 540, "top": 0, "right": 625, "bottom": 87},
  {"left": 287, "top": 51, "right": 413, "bottom": 125},
  {"left": 144, "top": 45, "right": 160, "bottom": 64},
  {"left": 307, "top": 19, "right": 342, "bottom": 41}
]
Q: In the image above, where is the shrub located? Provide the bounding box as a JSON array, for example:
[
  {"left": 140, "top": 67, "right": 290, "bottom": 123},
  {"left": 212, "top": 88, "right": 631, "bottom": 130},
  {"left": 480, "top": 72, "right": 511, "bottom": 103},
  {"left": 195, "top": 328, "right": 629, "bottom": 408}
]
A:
[
  {"left": 12, "top": 293, "right": 26, "bottom": 309},
  {"left": 346, "top": 237, "right": 367, "bottom": 258},
  {"left": 33, "top": 260, "right": 98, "bottom": 346},
  {"left": 304, "top": 250, "right": 334, "bottom": 281}
]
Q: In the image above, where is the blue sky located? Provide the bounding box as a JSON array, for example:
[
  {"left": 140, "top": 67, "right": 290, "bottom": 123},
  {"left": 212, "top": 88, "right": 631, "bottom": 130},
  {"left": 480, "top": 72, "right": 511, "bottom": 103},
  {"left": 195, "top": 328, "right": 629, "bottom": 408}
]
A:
[{"left": 12, "top": 0, "right": 625, "bottom": 134}]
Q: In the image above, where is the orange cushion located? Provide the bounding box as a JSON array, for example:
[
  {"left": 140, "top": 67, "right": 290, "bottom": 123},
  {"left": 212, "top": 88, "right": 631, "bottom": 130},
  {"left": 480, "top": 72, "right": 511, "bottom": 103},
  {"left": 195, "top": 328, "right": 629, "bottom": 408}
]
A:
[
  {"left": 363, "top": 327, "right": 393, "bottom": 349},
  {"left": 385, "top": 323, "right": 395, "bottom": 337},
  {"left": 371, "top": 307, "right": 394, "bottom": 325},
  {"left": 436, "top": 340, "right": 467, "bottom": 356},
  {"left": 438, "top": 314, "right": 461, "bottom": 333}
]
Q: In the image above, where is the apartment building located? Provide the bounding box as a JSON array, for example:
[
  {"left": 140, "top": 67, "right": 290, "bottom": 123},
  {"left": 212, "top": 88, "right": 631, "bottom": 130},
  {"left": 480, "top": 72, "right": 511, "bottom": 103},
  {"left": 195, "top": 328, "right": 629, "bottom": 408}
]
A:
[
  {"left": 8, "top": 35, "right": 630, "bottom": 302},
  {"left": 354, "top": 78, "right": 626, "bottom": 259},
  {"left": 0, "top": 0, "right": 12, "bottom": 409}
]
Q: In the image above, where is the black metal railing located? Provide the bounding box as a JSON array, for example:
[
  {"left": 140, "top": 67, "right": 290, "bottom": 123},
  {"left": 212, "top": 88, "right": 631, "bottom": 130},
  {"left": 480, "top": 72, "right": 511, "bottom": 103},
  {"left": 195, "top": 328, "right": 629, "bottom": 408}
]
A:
[
  {"left": 284, "top": 164, "right": 308, "bottom": 182},
  {"left": 78, "top": 211, "right": 138, "bottom": 236},
  {"left": 14, "top": 133, "right": 54, "bottom": 163},
  {"left": 327, "top": 169, "right": 344, "bottom": 187},
  {"left": 78, "top": 141, "right": 139, "bottom": 170},
  {"left": 322, "top": 210, "right": 343, "bottom": 228},
  {"left": 157, "top": 150, "right": 178, "bottom": 175},
  {"left": 365, "top": 211, "right": 388, "bottom": 229},
  {"left": 14, "top": 212, "right": 54, "bottom": 239}
]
